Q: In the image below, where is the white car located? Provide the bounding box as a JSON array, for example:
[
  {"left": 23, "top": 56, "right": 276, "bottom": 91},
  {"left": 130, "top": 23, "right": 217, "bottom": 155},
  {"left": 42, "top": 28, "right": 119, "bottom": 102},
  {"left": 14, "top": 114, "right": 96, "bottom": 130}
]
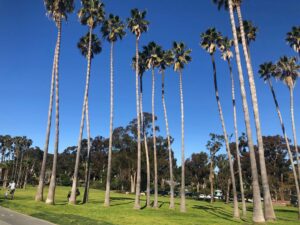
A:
[
  {"left": 199, "top": 194, "right": 205, "bottom": 199},
  {"left": 206, "top": 195, "right": 211, "bottom": 199}
]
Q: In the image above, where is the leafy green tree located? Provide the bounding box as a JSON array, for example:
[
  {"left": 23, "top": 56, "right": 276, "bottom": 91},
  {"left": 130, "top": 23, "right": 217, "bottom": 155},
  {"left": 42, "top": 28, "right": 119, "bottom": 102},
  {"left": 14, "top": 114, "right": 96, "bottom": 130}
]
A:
[
  {"left": 101, "top": 13, "right": 126, "bottom": 207},
  {"left": 36, "top": 0, "right": 74, "bottom": 203},
  {"left": 69, "top": 0, "right": 104, "bottom": 205},
  {"left": 127, "top": 8, "right": 149, "bottom": 209},
  {"left": 172, "top": 41, "right": 191, "bottom": 213},
  {"left": 200, "top": 29, "right": 240, "bottom": 219},
  {"left": 218, "top": 35, "right": 246, "bottom": 216}
]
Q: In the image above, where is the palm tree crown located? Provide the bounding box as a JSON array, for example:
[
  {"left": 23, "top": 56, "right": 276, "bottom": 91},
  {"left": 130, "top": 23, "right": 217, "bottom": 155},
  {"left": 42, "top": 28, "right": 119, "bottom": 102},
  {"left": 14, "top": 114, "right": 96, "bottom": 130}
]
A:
[
  {"left": 237, "top": 20, "right": 258, "bottom": 45},
  {"left": 258, "top": 62, "right": 277, "bottom": 81},
  {"left": 101, "top": 14, "right": 126, "bottom": 43},
  {"left": 286, "top": 26, "right": 300, "bottom": 54},
  {"left": 200, "top": 28, "right": 222, "bottom": 55},
  {"left": 275, "top": 56, "right": 300, "bottom": 89},
  {"left": 143, "top": 42, "right": 163, "bottom": 69},
  {"left": 78, "top": 0, "right": 105, "bottom": 28},
  {"left": 44, "top": 0, "right": 74, "bottom": 23},
  {"left": 217, "top": 36, "right": 234, "bottom": 61},
  {"left": 77, "top": 33, "right": 102, "bottom": 59},
  {"left": 127, "top": 9, "right": 149, "bottom": 39},
  {"left": 158, "top": 50, "right": 174, "bottom": 72},
  {"left": 172, "top": 42, "right": 192, "bottom": 72}
]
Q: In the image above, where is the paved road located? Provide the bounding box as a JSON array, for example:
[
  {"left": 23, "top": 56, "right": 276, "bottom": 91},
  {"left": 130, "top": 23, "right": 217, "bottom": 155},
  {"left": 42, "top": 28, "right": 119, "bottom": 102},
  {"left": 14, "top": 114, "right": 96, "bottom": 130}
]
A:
[{"left": 0, "top": 206, "right": 55, "bottom": 225}]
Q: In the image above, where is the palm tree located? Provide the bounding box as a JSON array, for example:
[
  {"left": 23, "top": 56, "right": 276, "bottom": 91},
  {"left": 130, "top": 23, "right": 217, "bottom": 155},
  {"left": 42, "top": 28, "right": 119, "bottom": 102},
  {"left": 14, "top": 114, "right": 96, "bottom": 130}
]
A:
[
  {"left": 127, "top": 8, "right": 149, "bottom": 209},
  {"left": 259, "top": 61, "right": 300, "bottom": 219},
  {"left": 69, "top": 0, "right": 104, "bottom": 205},
  {"left": 36, "top": 0, "right": 74, "bottom": 203},
  {"left": 143, "top": 41, "right": 163, "bottom": 208},
  {"left": 158, "top": 49, "right": 175, "bottom": 209},
  {"left": 212, "top": 0, "right": 265, "bottom": 222},
  {"left": 234, "top": 1, "right": 275, "bottom": 220},
  {"left": 101, "top": 14, "right": 126, "bottom": 207},
  {"left": 218, "top": 36, "right": 246, "bottom": 217},
  {"left": 286, "top": 26, "right": 300, "bottom": 57},
  {"left": 200, "top": 28, "right": 239, "bottom": 218},
  {"left": 275, "top": 56, "right": 300, "bottom": 184},
  {"left": 132, "top": 51, "right": 151, "bottom": 207},
  {"left": 172, "top": 41, "right": 191, "bottom": 213}
]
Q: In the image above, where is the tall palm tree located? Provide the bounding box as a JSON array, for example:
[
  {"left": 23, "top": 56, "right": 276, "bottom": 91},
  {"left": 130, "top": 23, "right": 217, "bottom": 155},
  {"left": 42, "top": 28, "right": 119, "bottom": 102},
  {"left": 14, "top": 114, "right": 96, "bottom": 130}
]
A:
[
  {"left": 101, "top": 14, "right": 126, "bottom": 207},
  {"left": 259, "top": 61, "right": 300, "bottom": 219},
  {"left": 143, "top": 41, "right": 163, "bottom": 208},
  {"left": 172, "top": 41, "right": 191, "bottom": 213},
  {"left": 36, "top": 0, "right": 74, "bottom": 203},
  {"left": 158, "top": 49, "right": 175, "bottom": 209},
  {"left": 69, "top": 0, "right": 104, "bottom": 205},
  {"left": 212, "top": 0, "right": 265, "bottom": 222},
  {"left": 127, "top": 8, "right": 149, "bottom": 209},
  {"left": 133, "top": 51, "right": 151, "bottom": 207},
  {"left": 286, "top": 26, "right": 300, "bottom": 57},
  {"left": 275, "top": 56, "right": 300, "bottom": 184},
  {"left": 218, "top": 36, "right": 246, "bottom": 216},
  {"left": 234, "top": 1, "right": 275, "bottom": 220},
  {"left": 200, "top": 28, "right": 239, "bottom": 218}
]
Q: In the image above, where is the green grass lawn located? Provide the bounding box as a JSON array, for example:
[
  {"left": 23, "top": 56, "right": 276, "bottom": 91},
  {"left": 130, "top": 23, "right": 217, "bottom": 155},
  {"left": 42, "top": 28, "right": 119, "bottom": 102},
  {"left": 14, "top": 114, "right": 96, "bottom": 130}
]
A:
[{"left": 0, "top": 186, "right": 298, "bottom": 225}]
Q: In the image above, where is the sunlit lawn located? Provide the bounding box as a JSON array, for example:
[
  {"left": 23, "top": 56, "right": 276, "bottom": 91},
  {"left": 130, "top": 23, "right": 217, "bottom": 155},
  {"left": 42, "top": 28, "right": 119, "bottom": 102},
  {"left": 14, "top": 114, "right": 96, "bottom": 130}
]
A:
[{"left": 0, "top": 186, "right": 298, "bottom": 225}]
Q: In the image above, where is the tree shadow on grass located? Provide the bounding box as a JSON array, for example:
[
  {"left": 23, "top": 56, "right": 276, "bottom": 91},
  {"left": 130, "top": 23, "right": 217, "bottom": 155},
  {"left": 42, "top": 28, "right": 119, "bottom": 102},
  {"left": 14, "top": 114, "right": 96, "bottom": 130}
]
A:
[
  {"left": 32, "top": 212, "right": 115, "bottom": 225},
  {"left": 192, "top": 205, "right": 241, "bottom": 223}
]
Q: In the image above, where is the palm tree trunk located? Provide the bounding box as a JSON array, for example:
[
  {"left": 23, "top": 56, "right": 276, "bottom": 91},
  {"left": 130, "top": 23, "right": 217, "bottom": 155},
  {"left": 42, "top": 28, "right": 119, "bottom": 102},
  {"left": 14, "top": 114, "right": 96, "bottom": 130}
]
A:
[
  {"left": 140, "top": 75, "right": 151, "bottom": 208},
  {"left": 46, "top": 18, "right": 61, "bottom": 205},
  {"left": 179, "top": 69, "right": 186, "bottom": 213},
  {"left": 289, "top": 86, "right": 300, "bottom": 184},
  {"left": 35, "top": 16, "right": 59, "bottom": 202},
  {"left": 134, "top": 37, "right": 141, "bottom": 209},
  {"left": 236, "top": 5, "right": 275, "bottom": 221},
  {"left": 227, "top": 1, "right": 265, "bottom": 222},
  {"left": 209, "top": 156, "right": 214, "bottom": 204},
  {"left": 227, "top": 59, "right": 247, "bottom": 216},
  {"left": 226, "top": 178, "right": 231, "bottom": 204},
  {"left": 82, "top": 98, "right": 92, "bottom": 204},
  {"left": 16, "top": 150, "right": 24, "bottom": 188},
  {"left": 211, "top": 54, "right": 239, "bottom": 218},
  {"left": 268, "top": 79, "right": 300, "bottom": 219},
  {"left": 152, "top": 67, "right": 158, "bottom": 208},
  {"left": 69, "top": 27, "right": 93, "bottom": 205},
  {"left": 23, "top": 164, "right": 29, "bottom": 189},
  {"left": 104, "top": 42, "right": 115, "bottom": 207},
  {"left": 161, "top": 71, "right": 175, "bottom": 209}
]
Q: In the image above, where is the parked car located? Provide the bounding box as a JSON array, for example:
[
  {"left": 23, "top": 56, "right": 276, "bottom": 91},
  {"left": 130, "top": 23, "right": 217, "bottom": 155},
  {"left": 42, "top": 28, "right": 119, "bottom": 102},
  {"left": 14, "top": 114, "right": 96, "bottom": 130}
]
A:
[
  {"left": 206, "top": 194, "right": 211, "bottom": 199},
  {"left": 199, "top": 194, "right": 205, "bottom": 200}
]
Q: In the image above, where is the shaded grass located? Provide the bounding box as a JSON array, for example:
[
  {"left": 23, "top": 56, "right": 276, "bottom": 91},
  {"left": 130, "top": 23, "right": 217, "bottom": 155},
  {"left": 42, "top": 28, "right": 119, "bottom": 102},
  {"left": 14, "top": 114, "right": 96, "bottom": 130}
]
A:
[{"left": 0, "top": 186, "right": 298, "bottom": 225}]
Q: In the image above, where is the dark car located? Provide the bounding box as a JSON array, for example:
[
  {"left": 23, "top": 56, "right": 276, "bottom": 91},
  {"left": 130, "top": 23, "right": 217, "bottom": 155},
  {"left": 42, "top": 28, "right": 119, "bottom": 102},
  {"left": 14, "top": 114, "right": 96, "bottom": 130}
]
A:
[{"left": 291, "top": 195, "right": 298, "bottom": 207}]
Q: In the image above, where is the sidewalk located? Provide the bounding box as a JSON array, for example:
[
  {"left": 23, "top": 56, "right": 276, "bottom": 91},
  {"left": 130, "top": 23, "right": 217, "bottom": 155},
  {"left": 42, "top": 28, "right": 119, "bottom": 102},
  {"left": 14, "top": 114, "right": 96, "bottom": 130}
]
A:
[{"left": 0, "top": 206, "right": 55, "bottom": 225}]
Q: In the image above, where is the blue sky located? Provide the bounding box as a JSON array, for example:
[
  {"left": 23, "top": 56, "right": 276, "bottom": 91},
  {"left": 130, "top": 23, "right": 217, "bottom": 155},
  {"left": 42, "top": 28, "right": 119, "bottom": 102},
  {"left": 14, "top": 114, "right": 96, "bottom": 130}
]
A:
[{"left": 0, "top": 0, "right": 299, "bottom": 165}]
